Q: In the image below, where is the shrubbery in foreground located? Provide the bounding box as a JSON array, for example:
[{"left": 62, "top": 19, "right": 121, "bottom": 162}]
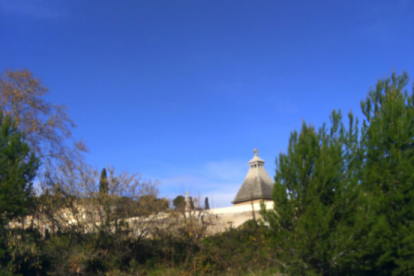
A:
[{"left": 1, "top": 219, "right": 277, "bottom": 275}]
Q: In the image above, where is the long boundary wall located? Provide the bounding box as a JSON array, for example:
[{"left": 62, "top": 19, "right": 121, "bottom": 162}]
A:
[{"left": 203, "top": 201, "right": 274, "bottom": 234}]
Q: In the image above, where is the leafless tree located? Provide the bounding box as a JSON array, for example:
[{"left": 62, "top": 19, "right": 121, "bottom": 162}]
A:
[{"left": 0, "top": 68, "right": 88, "bottom": 175}]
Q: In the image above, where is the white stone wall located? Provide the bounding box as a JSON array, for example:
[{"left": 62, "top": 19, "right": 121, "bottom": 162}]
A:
[
  {"left": 8, "top": 201, "right": 276, "bottom": 237},
  {"left": 204, "top": 201, "right": 274, "bottom": 234}
]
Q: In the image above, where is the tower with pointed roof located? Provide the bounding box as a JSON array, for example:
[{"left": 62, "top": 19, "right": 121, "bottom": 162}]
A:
[{"left": 232, "top": 149, "right": 274, "bottom": 206}]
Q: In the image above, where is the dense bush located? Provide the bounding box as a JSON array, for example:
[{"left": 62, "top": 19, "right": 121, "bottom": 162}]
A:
[
  {"left": 192, "top": 220, "right": 275, "bottom": 274},
  {"left": 0, "top": 219, "right": 276, "bottom": 275}
]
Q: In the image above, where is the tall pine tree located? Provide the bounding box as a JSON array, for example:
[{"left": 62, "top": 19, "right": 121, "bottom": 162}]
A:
[
  {"left": 357, "top": 71, "right": 414, "bottom": 274},
  {"left": 263, "top": 70, "right": 414, "bottom": 275},
  {"left": 262, "top": 110, "right": 363, "bottom": 275}
]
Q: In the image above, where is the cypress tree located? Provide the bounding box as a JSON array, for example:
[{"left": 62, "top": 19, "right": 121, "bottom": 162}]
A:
[
  {"left": 204, "top": 197, "right": 210, "bottom": 210},
  {"left": 189, "top": 197, "right": 194, "bottom": 210},
  {"left": 99, "top": 168, "right": 108, "bottom": 196},
  {"left": 98, "top": 168, "right": 110, "bottom": 230}
]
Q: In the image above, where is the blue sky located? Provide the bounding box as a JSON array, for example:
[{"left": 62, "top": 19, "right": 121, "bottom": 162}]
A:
[{"left": 1, "top": 0, "right": 413, "bottom": 207}]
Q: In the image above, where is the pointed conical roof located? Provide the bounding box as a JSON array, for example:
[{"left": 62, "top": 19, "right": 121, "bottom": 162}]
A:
[{"left": 232, "top": 149, "right": 274, "bottom": 204}]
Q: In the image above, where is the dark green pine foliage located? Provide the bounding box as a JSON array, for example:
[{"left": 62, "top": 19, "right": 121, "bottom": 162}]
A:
[
  {"left": 357, "top": 71, "right": 414, "bottom": 275},
  {"left": 262, "top": 71, "right": 414, "bottom": 275},
  {"left": 189, "top": 197, "right": 194, "bottom": 210},
  {"left": 0, "top": 111, "right": 39, "bottom": 225},
  {"left": 173, "top": 195, "right": 185, "bottom": 210},
  {"left": 205, "top": 197, "right": 210, "bottom": 210},
  {"left": 262, "top": 110, "right": 363, "bottom": 275},
  {"left": 99, "top": 168, "right": 108, "bottom": 196},
  {"left": 99, "top": 168, "right": 110, "bottom": 229}
]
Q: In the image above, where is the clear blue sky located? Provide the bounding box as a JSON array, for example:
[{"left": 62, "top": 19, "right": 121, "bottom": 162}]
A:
[{"left": 1, "top": 0, "right": 413, "bottom": 207}]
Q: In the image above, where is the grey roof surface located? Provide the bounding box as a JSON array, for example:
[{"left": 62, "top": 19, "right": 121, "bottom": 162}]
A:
[
  {"left": 248, "top": 155, "right": 265, "bottom": 164},
  {"left": 233, "top": 150, "right": 274, "bottom": 204}
]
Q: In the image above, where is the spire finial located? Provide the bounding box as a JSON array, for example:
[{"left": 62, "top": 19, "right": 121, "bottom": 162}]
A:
[{"left": 254, "top": 148, "right": 258, "bottom": 156}]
